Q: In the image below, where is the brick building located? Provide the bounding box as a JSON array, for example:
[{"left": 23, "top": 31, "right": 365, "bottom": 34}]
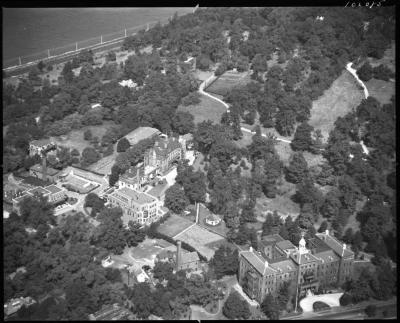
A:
[
  {"left": 157, "top": 240, "right": 200, "bottom": 272},
  {"left": 238, "top": 231, "right": 354, "bottom": 304}
]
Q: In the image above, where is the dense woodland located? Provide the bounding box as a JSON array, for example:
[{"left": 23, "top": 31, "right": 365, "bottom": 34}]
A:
[{"left": 3, "top": 6, "right": 396, "bottom": 319}]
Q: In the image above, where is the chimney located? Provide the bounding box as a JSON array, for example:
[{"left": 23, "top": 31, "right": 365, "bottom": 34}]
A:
[
  {"left": 176, "top": 240, "right": 182, "bottom": 270},
  {"left": 42, "top": 156, "right": 47, "bottom": 182},
  {"left": 249, "top": 246, "right": 253, "bottom": 252},
  {"left": 195, "top": 202, "right": 200, "bottom": 224}
]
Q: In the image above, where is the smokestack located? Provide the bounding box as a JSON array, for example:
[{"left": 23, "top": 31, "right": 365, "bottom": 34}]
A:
[
  {"left": 176, "top": 240, "right": 182, "bottom": 270},
  {"left": 196, "top": 203, "right": 199, "bottom": 224},
  {"left": 42, "top": 155, "right": 47, "bottom": 182}
]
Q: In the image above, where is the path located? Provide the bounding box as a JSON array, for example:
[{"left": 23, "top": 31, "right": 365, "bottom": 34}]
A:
[
  {"left": 299, "top": 292, "right": 343, "bottom": 313},
  {"left": 345, "top": 62, "right": 369, "bottom": 99},
  {"left": 198, "top": 74, "right": 292, "bottom": 144}
]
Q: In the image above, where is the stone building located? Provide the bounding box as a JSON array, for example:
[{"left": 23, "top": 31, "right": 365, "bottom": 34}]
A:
[
  {"left": 107, "top": 187, "right": 162, "bottom": 226},
  {"left": 12, "top": 185, "right": 66, "bottom": 214},
  {"left": 238, "top": 231, "right": 354, "bottom": 304},
  {"left": 29, "top": 138, "right": 56, "bottom": 157},
  {"left": 144, "top": 136, "right": 186, "bottom": 175}
]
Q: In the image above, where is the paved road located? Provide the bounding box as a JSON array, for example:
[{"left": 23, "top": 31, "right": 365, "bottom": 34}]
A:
[
  {"left": 346, "top": 62, "right": 369, "bottom": 99},
  {"left": 198, "top": 75, "right": 292, "bottom": 144}
]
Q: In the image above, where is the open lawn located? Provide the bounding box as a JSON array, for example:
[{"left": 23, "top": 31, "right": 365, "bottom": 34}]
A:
[
  {"left": 177, "top": 94, "right": 226, "bottom": 124},
  {"left": 49, "top": 120, "right": 117, "bottom": 154},
  {"left": 205, "top": 70, "right": 252, "bottom": 97},
  {"left": 157, "top": 213, "right": 194, "bottom": 238},
  {"left": 254, "top": 180, "right": 300, "bottom": 220},
  {"left": 196, "top": 203, "right": 229, "bottom": 238},
  {"left": 365, "top": 78, "right": 395, "bottom": 105},
  {"left": 174, "top": 224, "right": 225, "bottom": 260},
  {"left": 309, "top": 70, "right": 364, "bottom": 143}
]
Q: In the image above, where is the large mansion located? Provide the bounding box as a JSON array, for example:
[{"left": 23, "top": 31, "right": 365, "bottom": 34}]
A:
[
  {"left": 107, "top": 186, "right": 164, "bottom": 226},
  {"left": 239, "top": 230, "right": 354, "bottom": 304},
  {"left": 144, "top": 136, "right": 187, "bottom": 175}
]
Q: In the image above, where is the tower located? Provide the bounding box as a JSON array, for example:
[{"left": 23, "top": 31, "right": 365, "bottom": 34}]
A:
[{"left": 298, "top": 231, "right": 308, "bottom": 255}]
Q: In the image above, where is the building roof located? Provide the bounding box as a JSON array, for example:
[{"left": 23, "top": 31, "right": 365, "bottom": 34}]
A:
[
  {"left": 241, "top": 250, "right": 277, "bottom": 276},
  {"left": 275, "top": 240, "right": 297, "bottom": 251},
  {"left": 289, "top": 251, "right": 320, "bottom": 265},
  {"left": 124, "top": 127, "right": 160, "bottom": 145},
  {"left": 30, "top": 164, "right": 60, "bottom": 176},
  {"left": 121, "top": 164, "right": 145, "bottom": 180},
  {"left": 153, "top": 137, "right": 182, "bottom": 157},
  {"left": 13, "top": 193, "right": 30, "bottom": 203},
  {"left": 180, "top": 251, "right": 200, "bottom": 264},
  {"left": 271, "top": 259, "right": 297, "bottom": 273},
  {"left": 316, "top": 232, "right": 354, "bottom": 258},
  {"left": 314, "top": 249, "right": 340, "bottom": 263},
  {"left": 30, "top": 138, "right": 52, "bottom": 147},
  {"left": 116, "top": 187, "right": 157, "bottom": 205},
  {"left": 44, "top": 184, "right": 63, "bottom": 194},
  {"left": 90, "top": 304, "right": 134, "bottom": 320},
  {"left": 28, "top": 186, "right": 50, "bottom": 196},
  {"left": 181, "top": 133, "right": 193, "bottom": 141},
  {"left": 147, "top": 182, "right": 169, "bottom": 198}
]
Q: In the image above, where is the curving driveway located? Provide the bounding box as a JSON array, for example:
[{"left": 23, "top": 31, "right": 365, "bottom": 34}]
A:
[
  {"left": 345, "top": 62, "right": 369, "bottom": 99},
  {"left": 198, "top": 74, "right": 292, "bottom": 144},
  {"left": 299, "top": 292, "right": 343, "bottom": 313}
]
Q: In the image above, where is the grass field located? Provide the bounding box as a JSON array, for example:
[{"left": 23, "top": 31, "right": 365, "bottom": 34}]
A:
[
  {"left": 177, "top": 94, "right": 226, "bottom": 124},
  {"left": 174, "top": 224, "right": 225, "bottom": 260},
  {"left": 196, "top": 203, "right": 229, "bottom": 238},
  {"left": 309, "top": 70, "right": 364, "bottom": 143},
  {"left": 157, "top": 214, "right": 194, "bottom": 238},
  {"left": 49, "top": 120, "right": 117, "bottom": 154},
  {"left": 365, "top": 78, "right": 395, "bottom": 105},
  {"left": 205, "top": 70, "right": 252, "bottom": 97}
]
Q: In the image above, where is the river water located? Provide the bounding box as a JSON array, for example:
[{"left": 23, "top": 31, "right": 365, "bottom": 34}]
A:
[{"left": 2, "top": 7, "right": 192, "bottom": 61}]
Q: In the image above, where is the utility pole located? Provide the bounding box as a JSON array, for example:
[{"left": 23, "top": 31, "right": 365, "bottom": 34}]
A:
[
  {"left": 101, "top": 35, "right": 103, "bottom": 44},
  {"left": 125, "top": 29, "right": 127, "bottom": 37},
  {"left": 48, "top": 49, "right": 50, "bottom": 58},
  {"left": 76, "top": 42, "right": 78, "bottom": 51},
  {"left": 19, "top": 57, "right": 22, "bottom": 66}
]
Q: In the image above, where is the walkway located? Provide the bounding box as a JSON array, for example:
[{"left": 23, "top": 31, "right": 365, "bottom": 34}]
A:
[
  {"left": 198, "top": 74, "right": 292, "bottom": 144},
  {"left": 346, "top": 62, "right": 369, "bottom": 99}
]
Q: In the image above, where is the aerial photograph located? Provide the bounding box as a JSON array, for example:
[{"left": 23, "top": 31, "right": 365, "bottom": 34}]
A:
[{"left": 3, "top": 5, "right": 396, "bottom": 321}]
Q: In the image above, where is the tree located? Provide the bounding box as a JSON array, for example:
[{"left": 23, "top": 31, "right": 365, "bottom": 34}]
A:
[
  {"left": 209, "top": 245, "right": 239, "bottom": 279},
  {"left": 286, "top": 152, "right": 309, "bottom": 184},
  {"left": 357, "top": 62, "right": 373, "bottom": 82},
  {"left": 128, "top": 282, "right": 155, "bottom": 319},
  {"left": 364, "top": 305, "right": 377, "bottom": 317},
  {"left": 106, "top": 51, "right": 117, "bottom": 62},
  {"left": 84, "top": 193, "right": 105, "bottom": 213},
  {"left": 165, "top": 184, "right": 189, "bottom": 214},
  {"left": 261, "top": 294, "right": 280, "bottom": 320},
  {"left": 125, "top": 221, "right": 146, "bottom": 247},
  {"left": 61, "top": 61, "right": 74, "bottom": 83},
  {"left": 109, "top": 164, "right": 121, "bottom": 186},
  {"left": 181, "top": 92, "right": 201, "bottom": 107},
  {"left": 124, "top": 54, "right": 148, "bottom": 86},
  {"left": 291, "top": 122, "right": 314, "bottom": 151},
  {"left": 153, "top": 261, "right": 174, "bottom": 282},
  {"left": 222, "top": 290, "right": 251, "bottom": 320},
  {"left": 116, "top": 137, "right": 130, "bottom": 152},
  {"left": 81, "top": 147, "right": 100, "bottom": 165},
  {"left": 318, "top": 220, "right": 328, "bottom": 233},
  {"left": 84, "top": 129, "right": 92, "bottom": 141},
  {"left": 275, "top": 109, "right": 296, "bottom": 137},
  {"left": 172, "top": 111, "right": 195, "bottom": 134}
]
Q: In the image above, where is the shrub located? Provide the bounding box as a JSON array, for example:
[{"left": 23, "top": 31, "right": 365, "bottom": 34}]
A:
[
  {"left": 181, "top": 92, "right": 201, "bottom": 106},
  {"left": 84, "top": 129, "right": 92, "bottom": 141},
  {"left": 372, "top": 64, "right": 394, "bottom": 81},
  {"left": 365, "top": 305, "right": 377, "bottom": 317},
  {"left": 339, "top": 293, "right": 353, "bottom": 306},
  {"left": 357, "top": 62, "right": 373, "bottom": 82},
  {"left": 313, "top": 301, "right": 330, "bottom": 312}
]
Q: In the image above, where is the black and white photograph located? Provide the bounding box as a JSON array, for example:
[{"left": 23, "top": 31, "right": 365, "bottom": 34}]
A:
[{"left": 3, "top": 4, "right": 396, "bottom": 321}]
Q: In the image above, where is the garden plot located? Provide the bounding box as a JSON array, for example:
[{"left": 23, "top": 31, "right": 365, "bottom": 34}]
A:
[{"left": 205, "top": 70, "right": 252, "bottom": 97}]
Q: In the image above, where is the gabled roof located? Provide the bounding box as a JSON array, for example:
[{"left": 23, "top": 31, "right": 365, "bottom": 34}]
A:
[
  {"left": 153, "top": 137, "right": 182, "bottom": 157},
  {"left": 290, "top": 251, "right": 320, "bottom": 265},
  {"left": 276, "top": 240, "right": 296, "bottom": 251},
  {"left": 271, "top": 259, "right": 297, "bottom": 273},
  {"left": 315, "top": 233, "right": 354, "bottom": 258},
  {"left": 206, "top": 213, "right": 221, "bottom": 222},
  {"left": 240, "top": 250, "right": 277, "bottom": 276},
  {"left": 259, "top": 234, "right": 285, "bottom": 246},
  {"left": 314, "top": 250, "right": 340, "bottom": 263},
  {"left": 180, "top": 251, "right": 200, "bottom": 264},
  {"left": 114, "top": 187, "right": 157, "bottom": 205}
]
